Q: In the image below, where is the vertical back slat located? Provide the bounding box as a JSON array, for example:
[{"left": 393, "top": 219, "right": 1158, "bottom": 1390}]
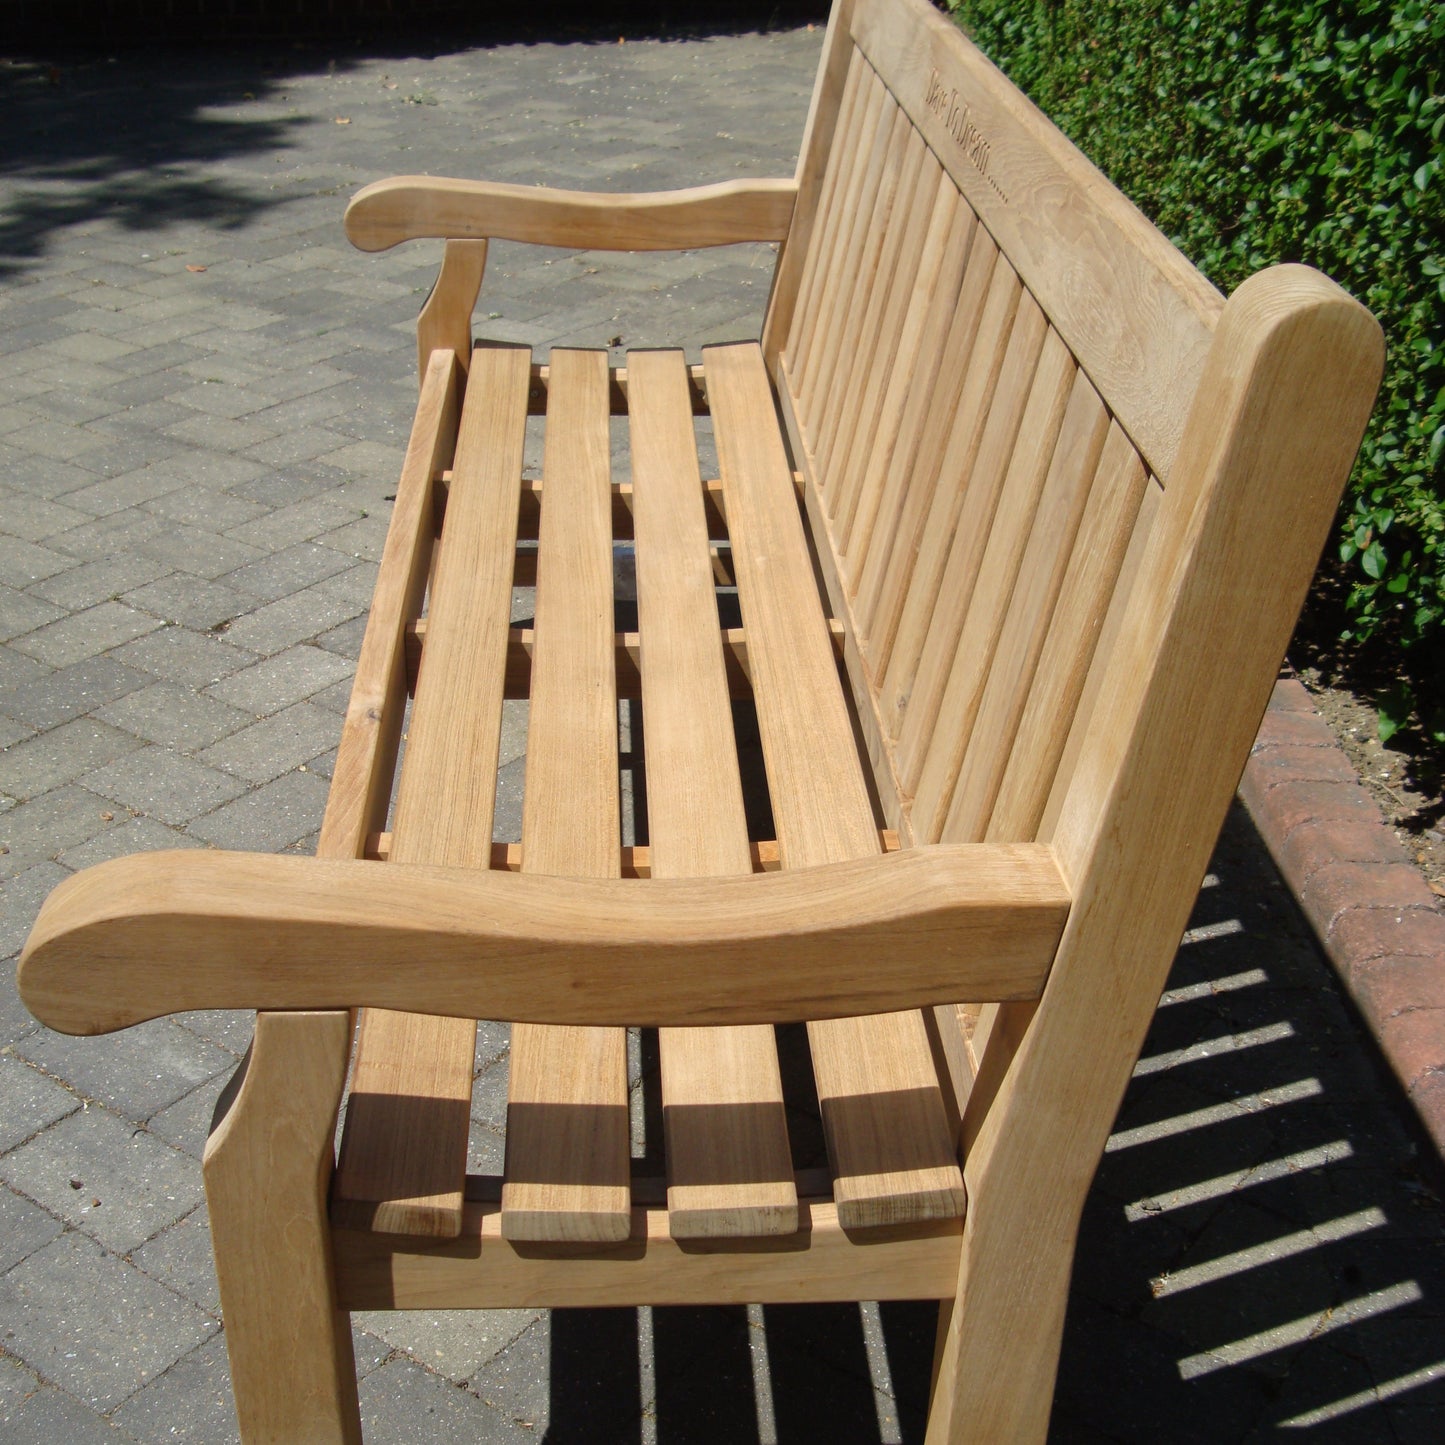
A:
[
  {"left": 815, "top": 126, "right": 928, "bottom": 484},
  {"left": 906, "top": 329, "right": 1076, "bottom": 837},
  {"left": 501, "top": 348, "right": 630, "bottom": 1243},
  {"left": 989, "top": 424, "right": 1150, "bottom": 842},
  {"left": 941, "top": 372, "right": 1112, "bottom": 842},
  {"left": 1039, "top": 476, "right": 1163, "bottom": 840},
  {"left": 852, "top": 217, "right": 994, "bottom": 643},
  {"left": 628, "top": 348, "right": 797, "bottom": 1239},
  {"left": 881, "top": 283, "right": 1041, "bottom": 747},
  {"left": 840, "top": 186, "right": 972, "bottom": 569},
  {"left": 830, "top": 148, "right": 947, "bottom": 541},
  {"left": 799, "top": 84, "right": 902, "bottom": 428},
  {"left": 784, "top": 46, "right": 870, "bottom": 393}
]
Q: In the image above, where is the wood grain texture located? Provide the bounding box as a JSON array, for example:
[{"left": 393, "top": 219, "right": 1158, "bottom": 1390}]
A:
[
  {"left": 205, "top": 1012, "right": 361, "bottom": 1442},
  {"left": 346, "top": 176, "right": 796, "bottom": 252},
  {"left": 763, "top": 0, "right": 860, "bottom": 365},
  {"left": 416, "top": 239, "right": 487, "bottom": 384},
  {"left": 989, "top": 423, "right": 1148, "bottom": 843},
  {"left": 851, "top": 0, "right": 1223, "bottom": 481},
  {"left": 942, "top": 368, "right": 1111, "bottom": 843},
  {"left": 502, "top": 348, "right": 630, "bottom": 1244},
  {"left": 705, "top": 341, "right": 965, "bottom": 1229},
  {"left": 930, "top": 267, "right": 1381, "bottom": 1442},
  {"left": 20, "top": 845, "right": 1068, "bottom": 1034},
  {"left": 628, "top": 347, "right": 797, "bottom": 1239},
  {"left": 334, "top": 343, "right": 531, "bottom": 1238},
  {"left": 316, "top": 349, "right": 457, "bottom": 863},
  {"left": 334, "top": 1196, "right": 961, "bottom": 1310}
]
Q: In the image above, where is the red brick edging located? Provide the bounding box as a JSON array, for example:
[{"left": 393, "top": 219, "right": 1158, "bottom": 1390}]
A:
[{"left": 1240, "top": 677, "right": 1445, "bottom": 1159}]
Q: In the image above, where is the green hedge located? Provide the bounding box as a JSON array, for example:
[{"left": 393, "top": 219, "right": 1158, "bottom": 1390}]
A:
[{"left": 947, "top": 0, "right": 1444, "bottom": 741}]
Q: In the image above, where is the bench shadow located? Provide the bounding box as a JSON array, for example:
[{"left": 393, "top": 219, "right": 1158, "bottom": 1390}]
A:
[{"left": 536, "top": 803, "right": 1445, "bottom": 1441}]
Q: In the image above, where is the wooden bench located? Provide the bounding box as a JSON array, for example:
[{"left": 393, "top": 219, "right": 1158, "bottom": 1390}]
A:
[{"left": 20, "top": 0, "right": 1382, "bottom": 1438}]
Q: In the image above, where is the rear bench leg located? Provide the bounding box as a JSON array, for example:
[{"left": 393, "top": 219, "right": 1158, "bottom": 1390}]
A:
[{"left": 204, "top": 1010, "right": 361, "bottom": 1443}]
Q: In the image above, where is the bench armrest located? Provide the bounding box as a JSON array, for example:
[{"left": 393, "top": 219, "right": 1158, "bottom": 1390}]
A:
[
  {"left": 21, "top": 846, "right": 1068, "bottom": 1035},
  {"left": 345, "top": 176, "right": 798, "bottom": 252}
]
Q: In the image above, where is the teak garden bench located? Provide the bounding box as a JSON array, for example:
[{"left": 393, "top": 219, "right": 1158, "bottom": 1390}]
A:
[{"left": 20, "top": 0, "right": 1383, "bottom": 1438}]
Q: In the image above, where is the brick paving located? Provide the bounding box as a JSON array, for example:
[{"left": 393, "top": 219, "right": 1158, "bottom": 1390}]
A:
[{"left": 2, "top": 19, "right": 1444, "bottom": 1443}]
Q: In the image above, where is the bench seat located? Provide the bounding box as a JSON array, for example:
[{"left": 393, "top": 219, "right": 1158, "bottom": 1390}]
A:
[{"left": 329, "top": 339, "right": 964, "bottom": 1245}]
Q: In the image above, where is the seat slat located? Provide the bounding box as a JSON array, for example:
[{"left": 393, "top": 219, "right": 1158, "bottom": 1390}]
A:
[
  {"left": 628, "top": 348, "right": 798, "bottom": 1239},
  {"left": 944, "top": 370, "right": 1112, "bottom": 842},
  {"left": 334, "top": 343, "right": 532, "bottom": 1238},
  {"left": 501, "top": 348, "right": 630, "bottom": 1243},
  {"left": 705, "top": 340, "right": 963, "bottom": 1230}
]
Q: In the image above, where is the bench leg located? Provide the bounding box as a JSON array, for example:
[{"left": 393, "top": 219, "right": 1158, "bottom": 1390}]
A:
[
  {"left": 204, "top": 1011, "right": 361, "bottom": 1444},
  {"left": 925, "top": 1210, "right": 1070, "bottom": 1444}
]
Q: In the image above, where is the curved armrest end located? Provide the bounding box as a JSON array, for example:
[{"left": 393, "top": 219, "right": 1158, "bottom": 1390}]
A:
[
  {"left": 345, "top": 175, "right": 798, "bottom": 253},
  {"left": 20, "top": 846, "right": 1069, "bottom": 1036}
]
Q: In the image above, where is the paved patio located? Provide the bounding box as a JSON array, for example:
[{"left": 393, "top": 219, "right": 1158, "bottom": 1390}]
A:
[{"left": 1, "top": 18, "right": 1443, "bottom": 1442}]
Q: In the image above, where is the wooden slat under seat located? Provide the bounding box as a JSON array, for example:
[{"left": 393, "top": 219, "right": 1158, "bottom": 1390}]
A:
[
  {"left": 706, "top": 340, "right": 964, "bottom": 1229},
  {"left": 334, "top": 343, "right": 533, "bottom": 1238},
  {"left": 501, "top": 348, "right": 631, "bottom": 1243},
  {"left": 627, "top": 347, "right": 797, "bottom": 1239}
]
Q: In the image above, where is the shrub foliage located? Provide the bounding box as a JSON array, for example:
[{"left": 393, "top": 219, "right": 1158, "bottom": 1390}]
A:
[{"left": 947, "top": 0, "right": 1444, "bottom": 740}]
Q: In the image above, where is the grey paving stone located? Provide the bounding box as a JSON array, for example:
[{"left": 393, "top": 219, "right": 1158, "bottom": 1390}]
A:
[
  {"left": 0, "top": 1232, "right": 216, "bottom": 1412},
  {"left": 0, "top": 534, "right": 79, "bottom": 586},
  {"left": 186, "top": 768, "right": 330, "bottom": 850},
  {"left": 219, "top": 541, "right": 356, "bottom": 603},
  {"left": 0, "top": 1105, "right": 207, "bottom": 1254},
  {"left": 140, "top": 484, "right": 269, "bottom": 533},
  {"left": 16, "top": 581, "right": 165, "bottom": 657},
  {"left": 0, "top": 1351, "right": 44, "bottom": 1415},
  {"left": 0, "top": 1375, "right": 142, "bottom": 1443},
  {"left": 0, "top": 717, "right": 143, "bottom": 801},
  {"left": 0, "top": 1053, "right": 82, "bottom": 1155},
  {"left": 17, "top": 1015, "right": 234, "bottom": 1125},
  {"left": 59, "top": 467, "right": 190, "bottom": 519},
  {"left": 109, "top": 1335, "right": 237, "bottom": 1445},
  {"left": 131, "top": 523, "right": 266, "bottom": 582},
  {"left": 82, "top": 745, "right": 247, "bottom": 826},
  {"left": 110, "top": 628, "right": 256, "bottom": 690},
  {"left": 27, "top": 554, "right": 172, "bottom": 612},
  {"left": 219, "top": 587, "right": 361, "bottom": 656},
  {"left": 0, "top": 488, "right": 91, "bottom": 544},
  {"left": 205, "top": 644, "right": 354, "bottom": 715},
  {"left": 0, "top": 789, "right": 113, "bottom": 880},
  {"left": 359, "top": 1355, "right": 530, "bottom": 1443},
  {"left": 0, "top": 1185, "right": 66, "bottom": 1275},
  {"left": 0, "top": 584, "right": 63, "bottom": 645},
  {"left": 354, "top": 1308, "right": 542, "bottom": 1386},
  {"left": 0, "top": 655, "right": 148, "bottom": 730},
  {"left": 57, "top": 815, "right": 204, "bottom": 873},
  {"left": 94, "top": 681, "right": 250, "bottom": 752},
  {"left": 171, "top": 1009, "right": 254, "bottom": 1058},
  {"left": 223, "top": 491, "right": 365, "bottom": 553},
  {"left": 129, "top": 1204, "right": 221, "bottom": 1314},
  {"left": 118, "top": 575, "right": 249, "bottom": 632}
]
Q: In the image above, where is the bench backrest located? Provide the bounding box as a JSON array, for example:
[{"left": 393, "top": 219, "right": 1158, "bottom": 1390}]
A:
[{"left": 761, "top": 1, "right": 1381, "bottom": 1391}]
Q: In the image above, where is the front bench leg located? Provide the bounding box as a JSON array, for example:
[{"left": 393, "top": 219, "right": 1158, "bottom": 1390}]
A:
[{"left": 204, "top": 1010, "right": 360, "bottom": 1443}]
